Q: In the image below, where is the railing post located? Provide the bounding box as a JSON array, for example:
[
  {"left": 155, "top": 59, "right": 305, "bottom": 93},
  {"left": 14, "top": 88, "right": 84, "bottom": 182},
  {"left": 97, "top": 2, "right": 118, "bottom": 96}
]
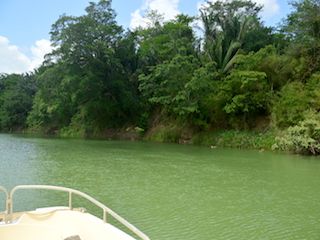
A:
[
  {"left": 69, "top": 191, "right": 73, "bottom": 210},
  {"left": 0, "top": 186, "right": 9, "bottom": 223},
  {"left": 7, "top": 197, "right": 11, "bottom": 223},
  {"left": 103, "top": 209, "right": 107, "bottom": 223}
]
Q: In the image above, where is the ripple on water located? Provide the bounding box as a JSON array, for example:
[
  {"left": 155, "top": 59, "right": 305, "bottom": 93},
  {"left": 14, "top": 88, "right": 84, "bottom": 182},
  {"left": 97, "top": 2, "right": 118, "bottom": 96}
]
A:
[{"left": 1, "top": 135, "right": 320, "bottom": 239}]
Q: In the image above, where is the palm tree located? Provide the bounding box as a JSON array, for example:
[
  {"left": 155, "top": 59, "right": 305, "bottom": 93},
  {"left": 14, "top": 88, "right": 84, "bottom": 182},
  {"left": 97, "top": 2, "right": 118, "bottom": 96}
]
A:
[{"left": 200, "top": 0, "right": 259, "bottom": 73}]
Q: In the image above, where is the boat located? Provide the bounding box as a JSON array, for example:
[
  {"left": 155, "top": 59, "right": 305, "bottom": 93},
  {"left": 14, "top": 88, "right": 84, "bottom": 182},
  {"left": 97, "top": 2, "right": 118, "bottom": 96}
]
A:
[{"left": 0, "top": 185, "right": 150, "bottom": 240}]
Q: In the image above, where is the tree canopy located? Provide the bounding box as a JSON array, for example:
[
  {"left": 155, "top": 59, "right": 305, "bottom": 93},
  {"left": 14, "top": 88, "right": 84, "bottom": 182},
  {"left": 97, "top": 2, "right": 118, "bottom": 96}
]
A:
[
  {"left": 28, "top": 0, "right": 140, "bottom": 133},
  {"left": 1, "top": 0, "right": 320, "bottom": 153}
]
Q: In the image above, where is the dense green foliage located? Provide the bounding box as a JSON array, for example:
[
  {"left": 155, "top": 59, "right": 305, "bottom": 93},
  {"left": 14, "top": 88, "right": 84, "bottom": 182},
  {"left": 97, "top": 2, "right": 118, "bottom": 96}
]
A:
[
  {"left": 28, "top": 1, "right": 140, "bottom": 134},
  {"left": 0, "top": 73, "right": 36, "bottom": 129},
  {"left": 1, "top": 0, "right": 320, "bottom": 154}
]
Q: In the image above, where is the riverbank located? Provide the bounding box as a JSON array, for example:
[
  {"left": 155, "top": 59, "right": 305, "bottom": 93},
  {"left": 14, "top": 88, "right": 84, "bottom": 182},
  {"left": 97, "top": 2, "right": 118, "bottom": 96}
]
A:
[
  {"left": 144, "top": 126, "right": 276, "bottom": 151},
  {"left": 2, "top": 123, "right": 276, "bottom": 151}
]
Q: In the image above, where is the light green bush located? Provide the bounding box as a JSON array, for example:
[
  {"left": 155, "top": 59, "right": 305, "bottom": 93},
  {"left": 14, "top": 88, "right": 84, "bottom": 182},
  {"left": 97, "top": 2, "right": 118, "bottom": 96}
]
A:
[{"left": 272, "top": 111, "right": 320, "bottom": 154}]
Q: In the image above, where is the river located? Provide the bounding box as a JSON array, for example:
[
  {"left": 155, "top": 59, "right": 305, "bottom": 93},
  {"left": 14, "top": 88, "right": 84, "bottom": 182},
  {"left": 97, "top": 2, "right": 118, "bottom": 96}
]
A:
[{"left": 0, "top": 133, "right": 319, "bottom": 239}]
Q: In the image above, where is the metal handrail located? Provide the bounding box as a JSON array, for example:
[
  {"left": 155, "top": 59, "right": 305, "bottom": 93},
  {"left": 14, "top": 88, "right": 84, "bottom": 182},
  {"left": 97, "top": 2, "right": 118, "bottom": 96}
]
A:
[
  {"left": 0, "top": 186, "right": 9, "bottom": 223},
  {"left": 6, "top": 185, "right": 150, "bottom": 240}
]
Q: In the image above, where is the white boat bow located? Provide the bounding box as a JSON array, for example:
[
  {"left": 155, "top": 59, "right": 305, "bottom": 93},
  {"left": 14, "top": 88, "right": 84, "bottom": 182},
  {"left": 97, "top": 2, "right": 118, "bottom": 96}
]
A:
[{"left": 0, "top": 185, "right": 150, "bottom": 240}]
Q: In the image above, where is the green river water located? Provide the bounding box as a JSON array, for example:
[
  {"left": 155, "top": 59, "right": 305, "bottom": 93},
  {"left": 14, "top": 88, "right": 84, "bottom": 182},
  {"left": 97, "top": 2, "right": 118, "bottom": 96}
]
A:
[{"left": 0, "top": 133, "right": 320, "bottom": 239}]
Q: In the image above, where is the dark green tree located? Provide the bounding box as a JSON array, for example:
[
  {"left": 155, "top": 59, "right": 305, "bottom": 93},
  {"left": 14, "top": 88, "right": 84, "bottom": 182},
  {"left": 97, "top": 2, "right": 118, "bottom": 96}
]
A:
[
  {"left": 0, "top": 73, "right": 36, "bottom": 129},
  {"left": 136, "top": 13, "right": 197, "bottom": 71},
  {"left": 28, "top": 0, "right": 140, "bottom": 132},
  {"left": 242, "top": 26, "right": 276, "bottom": 53}
]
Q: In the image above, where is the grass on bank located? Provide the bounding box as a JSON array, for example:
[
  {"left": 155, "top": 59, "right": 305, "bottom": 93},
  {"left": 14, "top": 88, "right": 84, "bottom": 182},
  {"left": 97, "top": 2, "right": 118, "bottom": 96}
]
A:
[
  {"left": 193, "top": 130, "right": 277, "bottom": 150},
  {"left": 145, "top": 128, "right": 277, "bottom": 150}
]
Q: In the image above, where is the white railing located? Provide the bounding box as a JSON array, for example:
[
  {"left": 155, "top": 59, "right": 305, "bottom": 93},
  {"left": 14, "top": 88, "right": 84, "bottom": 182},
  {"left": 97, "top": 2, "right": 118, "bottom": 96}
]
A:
[
  {"left": 0, "top": 186, "right": 9, "bottom": 223},
  {"left": 1, "top": 185, "right": 150, "bottom": 240}
]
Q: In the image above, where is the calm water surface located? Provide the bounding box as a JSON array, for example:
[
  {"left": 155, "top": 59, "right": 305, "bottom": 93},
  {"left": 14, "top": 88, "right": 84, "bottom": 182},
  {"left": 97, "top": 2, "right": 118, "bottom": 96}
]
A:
[{"left": 0, "top": 133, "right": 320, "bottom": 239}]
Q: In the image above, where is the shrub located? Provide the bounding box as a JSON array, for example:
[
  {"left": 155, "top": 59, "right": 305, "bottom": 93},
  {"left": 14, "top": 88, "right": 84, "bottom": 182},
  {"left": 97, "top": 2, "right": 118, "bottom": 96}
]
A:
[
  {"left": 271, "top": 81, "right": 310, "bottom": 129},
  {"left": 272, "top": 111, "right": 320, "bottom": 154}
]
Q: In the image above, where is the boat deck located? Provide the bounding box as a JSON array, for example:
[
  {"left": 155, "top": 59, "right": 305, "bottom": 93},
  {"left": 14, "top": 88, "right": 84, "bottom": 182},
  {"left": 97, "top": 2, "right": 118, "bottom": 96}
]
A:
[
  {"left": 0, "top": 212, "right": 23, "bottom": 223},
  {"left": 0, "top": 208, "right": 137, "bottom": 240}
]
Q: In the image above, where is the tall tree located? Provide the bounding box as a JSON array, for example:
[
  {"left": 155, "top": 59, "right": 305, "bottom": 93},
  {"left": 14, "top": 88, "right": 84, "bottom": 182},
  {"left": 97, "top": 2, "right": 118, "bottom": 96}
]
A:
[
  {"left": 137, "top": 13, "right": 197, "bottom": 71},
  {"left": 29, "top": 0, "right": 139, "bottom": 132},
  {"left": 200, "top": 0, "right": 262, "bottom": 73},
  {"left": 281, "top": 0, "right": 320, "bottom": 75},
  {"left": 282, "top": 0, "right": 320, "bottom": 43}
]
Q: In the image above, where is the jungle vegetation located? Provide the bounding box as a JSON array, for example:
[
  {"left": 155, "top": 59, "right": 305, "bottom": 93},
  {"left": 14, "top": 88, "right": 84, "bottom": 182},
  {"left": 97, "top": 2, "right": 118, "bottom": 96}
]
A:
[{"left": 1, "top": 0, "right": 320, "bottom": 154}]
